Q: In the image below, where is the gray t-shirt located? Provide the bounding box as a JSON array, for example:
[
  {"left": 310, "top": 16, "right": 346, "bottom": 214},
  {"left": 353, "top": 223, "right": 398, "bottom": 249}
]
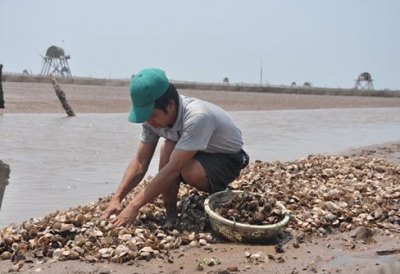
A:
[{"left": 140, "top": 95, "right": 243, "bottom": 153}]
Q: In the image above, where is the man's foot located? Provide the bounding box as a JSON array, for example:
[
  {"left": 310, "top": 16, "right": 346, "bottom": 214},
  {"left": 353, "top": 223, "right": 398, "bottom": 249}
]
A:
[{"left": 162, "top": 217, "right": 179, "bottom": 230}]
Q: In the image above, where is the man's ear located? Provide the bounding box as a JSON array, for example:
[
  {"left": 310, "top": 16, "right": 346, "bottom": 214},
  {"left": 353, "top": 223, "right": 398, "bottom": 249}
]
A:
[{"left": 168, "top": 99, "right": 175, "bottom": 108}]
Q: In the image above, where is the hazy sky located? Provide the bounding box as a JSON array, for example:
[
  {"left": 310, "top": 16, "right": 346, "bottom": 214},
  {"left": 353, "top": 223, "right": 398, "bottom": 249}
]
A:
[{"left": 1, "top": 1, "right": 399, "bottom": 90}]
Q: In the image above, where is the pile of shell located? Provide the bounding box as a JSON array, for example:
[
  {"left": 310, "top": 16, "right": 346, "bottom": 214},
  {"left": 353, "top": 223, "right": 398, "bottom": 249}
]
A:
[
  {"left": 229, "top": 155, "right": 400, "bottom": 236},
  {"left": 215, "top": 191, "right": 283, "bottom": 225},
  {"left": 0, "top": 154, "right": 399, "bottom": 265},
  {"left": 0, "top": 183, "right": 211, "bottom": 264}
]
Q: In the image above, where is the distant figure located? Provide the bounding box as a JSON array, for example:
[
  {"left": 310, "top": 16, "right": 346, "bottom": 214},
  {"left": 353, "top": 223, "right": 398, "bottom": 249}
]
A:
[
  {"left": 223, "top": 77, "right": 229, "bottom": 85},
  {"left": 23, "top": 69, "right": 29, "bottom": 76}
]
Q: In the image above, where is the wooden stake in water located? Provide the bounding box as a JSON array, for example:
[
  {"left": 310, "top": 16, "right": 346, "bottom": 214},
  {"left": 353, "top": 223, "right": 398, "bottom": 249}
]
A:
[
  {"left": 0, "top": 64, "right": 5, "bottom": 110},
  {"left": 50, "top": 74, "right": 76, "bottom": 117},
  {"left": 0, "top": 160, "right": 10, "bottom": 211}
]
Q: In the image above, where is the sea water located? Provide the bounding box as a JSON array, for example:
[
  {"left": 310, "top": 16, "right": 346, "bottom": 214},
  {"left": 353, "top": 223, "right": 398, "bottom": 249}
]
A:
[{"left": 0, "top": 108, "right": 399, "bottom": 227}]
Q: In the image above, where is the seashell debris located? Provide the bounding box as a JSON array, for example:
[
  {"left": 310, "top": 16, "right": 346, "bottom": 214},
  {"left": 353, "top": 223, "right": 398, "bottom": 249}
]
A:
[
  {"left": 0, "top": 155, "right": 399, "bottom": 264},
  {"left": 215, "top": 190, "right": 283, "bottom": 225}
]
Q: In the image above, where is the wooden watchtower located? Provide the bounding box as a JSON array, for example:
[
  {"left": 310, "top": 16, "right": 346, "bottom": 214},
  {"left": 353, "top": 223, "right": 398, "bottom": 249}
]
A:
[
  {"left": 354, "top": 72, "right": 374, "bottom": 90},
  {"left": 40, "top": 46, "right": 72, "bottom": 78}
]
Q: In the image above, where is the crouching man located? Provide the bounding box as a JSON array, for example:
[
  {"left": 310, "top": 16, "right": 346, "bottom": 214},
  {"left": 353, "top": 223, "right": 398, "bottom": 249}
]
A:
[{"left": 101, "top": 68, "right": 249, "bottom": 228}]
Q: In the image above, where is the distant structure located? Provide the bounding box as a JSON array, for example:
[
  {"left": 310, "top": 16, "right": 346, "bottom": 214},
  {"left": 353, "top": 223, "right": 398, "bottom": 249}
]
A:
[
  {"left": 354, "top": 72, "right": 374, "bottom": 90},
  {"left": 223, "top": 77, "right": 229, "bottom": 85},
  {"left": 40, "top": 46, "right": 72, "bottom": 78},
  {"left": 303, "top": 82, "right": 312, "bottom": 87},
  {"left": 291, "top": 81, "right": 296, "bottom": 87}
]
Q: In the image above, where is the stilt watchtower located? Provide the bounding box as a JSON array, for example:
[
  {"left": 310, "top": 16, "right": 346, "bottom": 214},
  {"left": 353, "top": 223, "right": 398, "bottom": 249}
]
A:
[
  {"left": 40, "top": 46, "right": 72, "bottom": 78},
  {"left": 354, "top": 72, "right": 374, "bottom": 90}
]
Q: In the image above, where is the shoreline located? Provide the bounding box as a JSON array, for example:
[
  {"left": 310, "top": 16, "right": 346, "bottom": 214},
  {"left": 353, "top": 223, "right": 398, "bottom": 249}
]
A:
[
  {"left": 3, "top": 73, "right": 400, "bottom": 97},
  {"left": 341, "top": 140, "right": 400, "bottom": 165},
  {"left": 2, "top": 82, "right": 400, "bottom": 114}
]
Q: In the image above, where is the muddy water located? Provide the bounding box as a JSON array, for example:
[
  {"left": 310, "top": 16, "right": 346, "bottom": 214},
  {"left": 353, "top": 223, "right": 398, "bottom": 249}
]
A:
[{"left": 1, "top": 108, "right": 399, "bottom": 228}]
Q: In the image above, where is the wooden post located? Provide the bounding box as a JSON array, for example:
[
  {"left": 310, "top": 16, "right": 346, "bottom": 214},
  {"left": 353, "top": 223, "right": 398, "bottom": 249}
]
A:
[
  {"left": 0, "top": 64, "right": 4, "bottom": 109},
  {"left": 0, "top": 160, "right": 10, "bottom": 211},
  {"left": 50, "top": 74, "right": 76, "bottom": 116}
]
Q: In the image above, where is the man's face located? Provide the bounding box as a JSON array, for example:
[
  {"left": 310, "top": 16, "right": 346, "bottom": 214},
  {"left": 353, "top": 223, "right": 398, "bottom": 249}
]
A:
[{"left": 146, "top": 100, "right": 175, "bottom": 128}]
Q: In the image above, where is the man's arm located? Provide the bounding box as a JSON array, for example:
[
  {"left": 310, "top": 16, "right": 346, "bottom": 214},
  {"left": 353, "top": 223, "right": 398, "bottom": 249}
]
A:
[
  {"left": 101, "top": 141, "right": 157, "bottom": 219},
  {"left": 111, "top": 149, "right": 197, "bottom": 227}
]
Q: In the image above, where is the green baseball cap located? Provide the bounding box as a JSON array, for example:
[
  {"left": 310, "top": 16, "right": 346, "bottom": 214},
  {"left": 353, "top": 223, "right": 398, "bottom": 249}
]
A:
[{"left": 128, "top": 68, "right": 169, "bottom": 123}]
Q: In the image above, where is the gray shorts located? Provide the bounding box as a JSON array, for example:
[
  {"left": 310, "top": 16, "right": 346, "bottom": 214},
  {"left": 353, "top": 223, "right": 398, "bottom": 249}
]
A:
[{"left": 191, "top": 149, "right": 249, "bottom": 193}]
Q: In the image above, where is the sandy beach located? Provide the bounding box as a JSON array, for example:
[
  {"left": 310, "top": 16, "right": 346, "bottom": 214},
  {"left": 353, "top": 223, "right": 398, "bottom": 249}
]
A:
[
  {"left": 3, "top": 82, "right": 400, "bottom": 114},
  {"left": 1, "top": 81, "right": 400, "bottom": 274}
]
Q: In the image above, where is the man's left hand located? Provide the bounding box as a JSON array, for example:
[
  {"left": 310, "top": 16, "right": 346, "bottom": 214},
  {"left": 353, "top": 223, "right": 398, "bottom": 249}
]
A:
[{"left": 110, "top": 204, "right": 139, "bottom": 228}]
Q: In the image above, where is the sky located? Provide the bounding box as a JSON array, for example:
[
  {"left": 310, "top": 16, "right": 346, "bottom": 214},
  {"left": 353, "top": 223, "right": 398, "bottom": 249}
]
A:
[{"left": 1, "top": 1, "right": 400, "bottom": 90}]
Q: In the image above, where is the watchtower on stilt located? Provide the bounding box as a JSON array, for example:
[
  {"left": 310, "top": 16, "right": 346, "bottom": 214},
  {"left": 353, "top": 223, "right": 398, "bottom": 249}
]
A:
[
  {"left": 354, "top": 72, "right": 374, "bottom": 90},
  {"left": 41, "top": 46, "right": 72, "bottom": 78}
]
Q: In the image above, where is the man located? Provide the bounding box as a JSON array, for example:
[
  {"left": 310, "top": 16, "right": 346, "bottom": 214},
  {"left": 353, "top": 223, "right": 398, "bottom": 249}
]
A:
[{"left": 101, "top": 68, "right": 249, "bottom": 228}]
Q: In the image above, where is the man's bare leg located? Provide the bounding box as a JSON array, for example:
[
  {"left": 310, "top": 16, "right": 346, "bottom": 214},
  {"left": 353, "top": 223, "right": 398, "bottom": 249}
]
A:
[
  {"left": 181, "top": 160, "right": 210, "bottom": 192},
  {"left": 159, "top": 140, "right": 180, "bottom": 227},
  {"left": 159, "top": 141, "right": 212, "bottom": 228}
]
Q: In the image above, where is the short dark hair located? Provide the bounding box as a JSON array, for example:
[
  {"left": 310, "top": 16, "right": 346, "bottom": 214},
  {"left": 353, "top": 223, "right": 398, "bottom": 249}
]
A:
[{"left": 154, "top": 83, "right": 179, "bottom": 113}]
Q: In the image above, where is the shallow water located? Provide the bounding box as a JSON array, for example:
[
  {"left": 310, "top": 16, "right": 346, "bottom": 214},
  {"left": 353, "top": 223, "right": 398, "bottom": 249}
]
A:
[{"left": 1, "top": 108, "right": 400, "bottom": 227}]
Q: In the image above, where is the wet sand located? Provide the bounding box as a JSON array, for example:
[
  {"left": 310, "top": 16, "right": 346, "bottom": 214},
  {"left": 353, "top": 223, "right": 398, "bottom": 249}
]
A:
[
  {"left": 3, "top": 81, "right": 400, "bottom": 114},
  {"left": 1, "top": 81, "right": 400, "bottom": 273}
]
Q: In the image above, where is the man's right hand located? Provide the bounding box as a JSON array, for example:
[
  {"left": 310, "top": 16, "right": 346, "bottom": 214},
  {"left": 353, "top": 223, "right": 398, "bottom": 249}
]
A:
[{"left": 101, "top": 199, "right": 124, "bottom": 219}]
